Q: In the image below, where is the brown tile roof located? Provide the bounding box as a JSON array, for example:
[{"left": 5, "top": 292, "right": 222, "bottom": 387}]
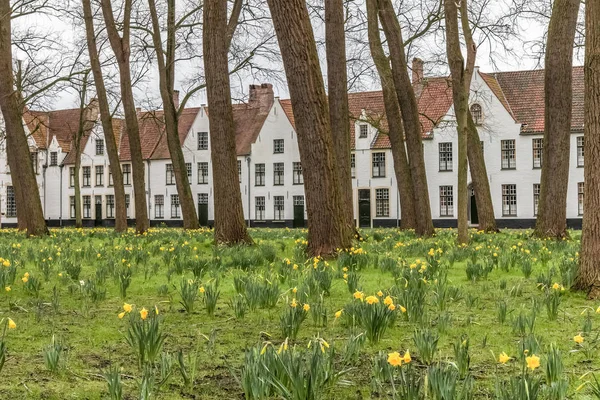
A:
[
  {"left": 22, "top": 109, "right": 50, "bottom": 149},
  {"left": 232, "top": 103, "right": 270, "bottom": 156},
  {"left": 62, "top": 117, "right": 124, "bottom": 165},
  {"left": 492, "top": 66, "right": 584, "bottom": 134}
]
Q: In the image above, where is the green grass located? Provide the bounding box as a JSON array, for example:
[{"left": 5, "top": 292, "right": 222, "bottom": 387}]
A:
[{"left": 0, "top": 227, "right": 596, "bottom": 399}]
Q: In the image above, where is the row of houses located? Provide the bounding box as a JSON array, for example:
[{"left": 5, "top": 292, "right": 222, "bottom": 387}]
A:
[{"left": 0, "top": 61, "right": 587, "bottom": 228}]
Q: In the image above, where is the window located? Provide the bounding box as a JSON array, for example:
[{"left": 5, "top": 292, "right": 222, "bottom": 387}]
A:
[
  {"left": 125, "top": 194, "right": 130, "bottom": 218},
  {"left": 30, "top": 152, "right": 38, "bottom": 174},
  {"left": 122, "top": 164, "right": 131, "bottom": 185},
  {"left": 198, "top": 193, "right": 208, "bottom": 205},
  {"left": 96, "top": 138, "right": 104, "bottom": 155},
  {"left": 171, "top": 194, "right": 180, "bottom": 218},
  {"left": 274, "top": 139, "right": 284, "bottom": 154},
  {"left": 83, "top": 196, "right": 91, "bottom": 218},
  {"left": 294, "top": 195, "right": 304, "bottom": 206},
  {"left": 440, "top": 186, "right": 454, "bottom": 216},
  {"left": 372, "top": 152, "right": 386, "bottom": 177},
  {"left": 197, "top": 132, "right": 208, "bottom": 150},
  {"left": 470, "top": 103, "right": 483, "bottom": 125},
  {"left": 106, "top": 195, "right": 115, "bottom": 218},
  {"left": 108, "top": 167, "right": 113, "bottom": 187},
  {"left": 501, "top": 140, "right": 516, "bottom": 169},
  {"left": 69, "top": 167, "right": 75, "bottom": 187},
  {"left": 502, "top": 184, "right": 517, "bottom": 216},
  {"left": 166, "top": 164, "right": 175, "bottom": 185},
  {"left": 186, "top": 162, "right": 192, "bottom": 179},
  {"left": 70, "top": 196, "right": 75, "bottom": 219},
  {"left": 532, "top": 138, "right": 543, "bottom": 168},
  {"left": 577, "top": 136, "right": 584, "bottom": 167},
  {"left": 95, "top": 166, "right": 104, "bottom": 186},
  {"left": 238, "top": 160, "right": 242, "bottom": 183},
  {"left": 255, "top": 196, "right": 265, "bottom": 220},
  {"left": 376, "top": 188, "right": 390, "bottom": 217},
  {"left": 439, "top": 142, "right": 453, "bottom": 171},
  {"left": 50, "top": 152, "right": 58, "bottom": 166},
  {"left": 293, "top": 162, "right": 303, "bottom": 185},
  {"left": 274, "top": 163, "right": 284, "bottom": 185},
  {"left": 6, "top": 186, "right": 15, "bottom": 217},
  {"left": 82, "top": 166, "right": 91, "bottom": 187},
  {"left": 198, "top": 162, "right": 209, "bottom": 184},
  {"left": 533, "top": 184, "right": 540, "bottom": 216},
  {"left": 274, "top": 196, "right": 284, "bottom": 220},
  {"left": 350, "top": 153, "right": 356, "bottom": 178},
  {"left": 155, "top": 195, "right": 164, "bottom": 219},
  {"left": 578, "top": 182, "right": 584, "bottom": 215},
  {"left": 255, "top": 164, "right": 265, "bottom": 186},
  {"left": 359, "top": 124, "right": 368, "bottom": 138}
]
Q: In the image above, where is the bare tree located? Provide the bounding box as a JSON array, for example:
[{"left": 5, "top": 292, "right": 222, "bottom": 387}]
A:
[
  {"left": 0, "top": 0, "right": 48, "bottom": 236},
  {"left": 267, "top": 0, "right": 352, "bottom": 256},
  {"left": 575, "top": 0, "right": 600, "bottom": 297},
  {"left": 365, "top": 0, "right": 417, "bottom": 230},
  {"left": 203, "top": 0, "right": 252, "bottom": 244},
  {"left": 534, "top": 0, "right": 580, "bottom": 239},
  {"left": 101, "top": 0, "right": 149, "bottom": 234},
  {"left": 377, "top": 0, "right": 434, "bottom": 237}
]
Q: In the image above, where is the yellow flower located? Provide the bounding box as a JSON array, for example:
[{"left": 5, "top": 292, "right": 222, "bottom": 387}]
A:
[
  {"left": 384, "top": 296, "right": 393, "bottom": 306},
  {"left": 21, "top": 276, "right": 28, "bottom": 283},
  {"left": 552, "top": 283, "right": 560, "bottom": 290},
  {"left": 365, "top": 296, "right": 379, "bottom": 305},
  {"left": 199, "top": 286, "right": 205, "bottom": 294},
  {"left": 2, "top": 260, "right": 10, "bottom": 267},
  {"left": 388, "top": 304, "right": 396, "bottom": 311},
  {"left": 4, "top": 286, "right": 10, "bottom": 292},
  {"left": 155, "top": 305, "right": 159, "bottom": 315},
  {"left": 353, "top": 291, "right": 364, "bottom": 300},
  {"left": 387, "top": 352, "right": 402, "bottom": 367},
  {"left": 292, "top": 287, "right": 298, "bottom": 294},
  {"left": 403, "top": 350, "right": 411, "bottom": 364},
  {"left": 24, "top": 272, "right": 30, "bottom": 278},
  {"left": 118, "top": 312, "right": 126, "bottom": 319},
  {"left": 343, "top": 273, "right": 348, "bottom": 279},
  {"left": 123, "top": 303, "right": 133, "bottom": 313},
  {"left": 291, "top": 299, "right": 298, "bottom": 308},
  {"left": 498, "top": 352, "right": 511, "bottom": 364},
  {"left": 597, "top": 306, "right": 600, "bottom": 314},
  {"left": 526, "top": 355, "right": 540, "bottom": 371},
  {"left": 140, "top": 308, "right": 149, "bottom": 320},
  {"left": 58, "top": 273, "right": 63, "bottom": 277},
  {"left": 335, "top": 310, "right": 343, "bottom": 318},
  {"left": 303, "top": 304, "right": 310, "bottom": 312},
  {"left": 377, "top": 291, "right": 384, "bottom": 297},
  {"left": 399, "top": 305, "right": 407, "bottom": 313},
  {"left": 7, "top": 318, "right": 16, "bottom": 329},
  {"left": 574, "top": 334, "right": 584, "bottom": 344}
]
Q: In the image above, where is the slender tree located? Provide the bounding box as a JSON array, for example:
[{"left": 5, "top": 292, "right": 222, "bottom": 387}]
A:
[
  {"left": 534, "top": 0, "right": 580, "bottom": 239},
  {"left": 575, "top": 0, "right": 600, "bottom": 297},
  {"left": 0, "top": 0, "right": 48, "bottom": 236},
  {"left": 82, "top": 0, "right": 127, "bottom": 232},
  {"left": 377, "top": 0, "right": 434, "bottom": 237},
  {"left": 203, "top": 0, "right": 252, "bottom": 244},
  {"left": 365, "top": 0, "right": 417, "bottom": 230},
  {"left": 325, "top": 0, "right": 355, "bottom": 237},
  {"left": 101, "top": 0, "right": 150, "bottom": 234},
  {"left": 267, "top": 0, "right": 352, "bottom": 256}
]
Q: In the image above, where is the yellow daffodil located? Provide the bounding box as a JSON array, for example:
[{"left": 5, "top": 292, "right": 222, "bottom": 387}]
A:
[
  {"left": 155, "top": 305, "right": 159, "bottom": 315},
  {"left": 353, "top": 291, "right": 364, "bottom": 300},
  {"left": 399, "top": 305, "right": 407, "bottom": 313},
  {"left": 7, "top": 318, "right": 16, "bottom": 329},
  {"left": 526, "top": 354, "right": 540, "bottom": 371},
  {"left": 21, "top": 276, "right": 28, "bottom": 283},
  {"left": 140, "top": 308, "right": 149, "bottom": 320},
  {"left": 199, "top": 286, "right": 205, "bottom": 294},
  {"left": 388, "top": 304, "right": 396, "bottom": 311},
  {"left": 387, "top": 352, "right": 402, "bottom": 367},
  {"left": 365, "top": 296, "right": 379, "bottom": 305},
  {"left": 498, "top": 352, "right": 511, "bottom": 364},
  {"left": 4, "top": 286, "right": 10, "bottom": 292},
  {"left": 303, "top": 304, "right": 310, "bottom": 312},
  {"left": 574, "top": 334, "right": 584, "bottom": 344},
  {"left": 291, "top": 299, "right": 298, "bottom": 308},
  {"left": 118, "top": 312, "right": 126, "bottom": 319},
  {"left": 123, "top": 303, "right": 133, "bottom": 313},
  {"left": 335, "top": 310, "right": 342, "bottom": 318},
  {"left": 403, "top": 350, "right": 411, "bottom": 364},
  {"left": 2, "top": 260, "right": 10, "bottom": 267},
  {"left": 377, "top": 291, "right": 384, "bottom": 297},
  {"left": 384, "top": 296, "right": 393, "bottom": 306}
]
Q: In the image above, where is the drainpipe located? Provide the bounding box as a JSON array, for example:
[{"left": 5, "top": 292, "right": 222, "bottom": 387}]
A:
[
  {"left": 59, "top": 164, "right": 63, "bottom": 226},
  {"left": 147, "top": 160, "right": 151, "bottom": 222},
  {"left": 246, "top": 156, "right": 251, "bottom": 227},
  {"left": 42, "top": 151, "right": 48, "bottom": 223}
]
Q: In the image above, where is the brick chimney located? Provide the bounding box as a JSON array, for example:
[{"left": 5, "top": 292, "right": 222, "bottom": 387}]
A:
[
  {"left": 249, "top": 83, "right": 274, "bottom": 112},
  {"left": 412, "top": 58, "right": 424, "bottom": 84},
  {"left": 173, "top": 90, "right": 180, "bottom": 110}
]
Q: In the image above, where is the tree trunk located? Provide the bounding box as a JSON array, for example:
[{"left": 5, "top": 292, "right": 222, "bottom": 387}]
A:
[
  {"left": 377, "top": 0, "right": 434, "bottom": 237},
  {"left": 74, "top": 149, "right": 82, "bottom": 228},
  {"left": 0, "top": 0, "right": 48, "bottom": 236},
  {"left": 366, "top": 0, "right": 417, "bottom": 230},
  {"left": 148, "top": 0, "right": 199, "bottom": 230},
  {"left": 575, "top": 0, "right": 600, "bottom": 297},
  {"left": 82, "top": 0, "right": 127, "bottom": 232},
  {"left": 325, "top": 0, "right": 355, "bottom": 239},
  {"left": 467, "top": 112, "right": 497, "bottom": 232},
  {"left": 534, "top": 0, "right": 580, "bottom": 239},
  {"left": 101, "top": 0, "right": 149, "bottom": 234},
  {"left": 267, "top": 0, "right": 352, "bottom": 256},
  {"left": 203, "top": 0, "right": 252, "bottom": 245}
]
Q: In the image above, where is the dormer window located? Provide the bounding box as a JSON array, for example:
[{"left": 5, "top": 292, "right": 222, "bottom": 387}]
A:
[
  {"left": 359, "top": 124, "right": 368, "bottom": 138},
  {"left": 470, "top": 103, "right": 483, "bottom": 125}
]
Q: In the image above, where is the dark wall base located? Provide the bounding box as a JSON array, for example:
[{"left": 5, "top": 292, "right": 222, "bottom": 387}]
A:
[{"left": 372, "top": 219, "right": 399, "bottom": 228}]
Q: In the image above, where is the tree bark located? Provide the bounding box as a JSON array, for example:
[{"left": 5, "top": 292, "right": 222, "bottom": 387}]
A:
[
  {"left": 534, "top": 0, "right": 580, "bottom": 239},
  {"left": 267, "top": 0, "right": 352, "bottom": 256},
  {"left": 377, "top": 0, "right": 434, "bottom": 237},
  {"left": 101, "top": 0, "right": 149, "bottom": 234},
  {"left": 203, "top": 0, "right": 252, "bottom": 244},
  {"left": 147, "top": 0, "right": 199, "bottom": 230},
  {"left": 0, "top": 0, "right": 48, "bottom": 236},
  {"left": 365, "top": 0, "right": 417, "bottom": 230},
  {"left": 575, "top": 0, "right": 600, "bottom": 297},
  {"left": 82, "top": 0, "right": 127, "bottom": 232},
  {"left": 325, "top": 0, "right": 355, "bottom": 238}
]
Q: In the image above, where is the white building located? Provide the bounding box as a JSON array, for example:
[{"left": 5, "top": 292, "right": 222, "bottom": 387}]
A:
[{"left": 0, "top": 64, "right": 587, "bottom": 229}]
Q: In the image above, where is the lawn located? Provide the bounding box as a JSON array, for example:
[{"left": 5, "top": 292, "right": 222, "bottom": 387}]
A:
[{"left": 0, "top": 227, "right": 596, "bottom": 399}]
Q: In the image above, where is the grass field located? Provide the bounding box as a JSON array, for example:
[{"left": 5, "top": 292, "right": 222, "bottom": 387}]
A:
[{"left": 0, "top": 227, "right": 597, "bottom": 399}]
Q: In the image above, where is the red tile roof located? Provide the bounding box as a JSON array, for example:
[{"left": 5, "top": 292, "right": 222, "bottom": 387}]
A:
[{"left": 22, "top": 109, "right": 50, "bottom": 149}]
